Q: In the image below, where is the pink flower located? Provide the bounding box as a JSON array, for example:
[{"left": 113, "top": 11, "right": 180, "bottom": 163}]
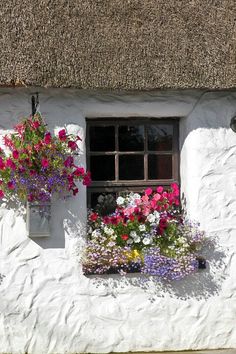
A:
[
  {"left": 90, "top": 212, "right": 98, "bottom": 222},
  {"left": 58, "top": 129, "right": 67, "bottom": 141},
  {"left": 64, "top": 156, "right": 74, "bottom": 168},
  {"left": 171, "top": 182, "right": 180, "bottom": 196},
  {"left": 7, "top": 181, "right": 15, "bottom": 190},
  {"left": 0, "top": 158, "right": 5, "bottom": 170},
  {"left": 145, "top": 187, "right": 153, "bottom": 196},
  {"left": 12, "top": 150, "right": 19, "bottom": 159},
  {"left": 34, "top": 143, "right": 42, "bottom": 152},
  {"left": 142, "top": 195, "right": 149, "bottom": 203},
  {"left": 44, "top": 132, "right": 52, "bottom": 144},
  {"left": 6, "top": 159, "right": 16, "bottom": 170},
  {"left": 68, "top": 141, "right": 78, "bottom": 151},
  {"left": 156, "top": 186, "right": 164, "bottom": 193},
  {"left": 153, "top": 193, "right": 161, "bottom": 201},
  {"left": 3, "top": 136, "right": 15, "bottom": 149},
  {"left": 0, "top": 190, "right": 4, "bottom": 198},
  {"left": 41, "top": 158, "right": 49, "bottom": 168}
]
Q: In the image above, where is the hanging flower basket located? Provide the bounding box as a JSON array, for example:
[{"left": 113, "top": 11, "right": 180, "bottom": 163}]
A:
[{"left": 0, "top": 113, "right": 91, "bottom": 237}]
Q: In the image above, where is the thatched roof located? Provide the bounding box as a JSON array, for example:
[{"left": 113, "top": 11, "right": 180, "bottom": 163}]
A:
[{"left": 0, "top": 1, "right": 236, "bottom": 90}]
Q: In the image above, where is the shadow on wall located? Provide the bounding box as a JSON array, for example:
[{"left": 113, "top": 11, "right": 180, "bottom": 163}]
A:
[{"left": 86, "top": 235, "right": 227, "bottom": 302}]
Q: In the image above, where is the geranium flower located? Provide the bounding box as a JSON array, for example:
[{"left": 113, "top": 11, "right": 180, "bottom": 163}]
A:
[
  {"left": 68, "top": 141, "right": 78, "bottom": 150},
  {"left": 44, "top": 132, "right": 52, "bottom": 144},
  {"left": 73, "top": 167, "right": 85, "bottom": 176},
  {"left": 145, "top": 187, "right": 153, "bottom": 196},
  {"left": 58, "top": 129, "right": 67, "bottom": 141},
  {"left": 64, "top": 156, "right": 74, "bottom": 168},
  {"left": 121, "top": 234, "right": 129, "bottom": 241},
  {"left": 90, "top": 212, "right": 98, "bottom": 222},
  {"left": 41, "top": 158, "right": 49, "bottom": 168},
  {"left": 6, "top": 159, "right": 16, "bottom": 170},
  {"left": 156, "top": 186, "right": 164, "bottom": 193},
  {"left": 0, "top": 190, "right": 4, "bottom": 198},
  {"left": 7, "top": 181, "right": 15, "bottom": 190},
  {"left": 12, "top": 150, "right": 19, "bottom": 159}
]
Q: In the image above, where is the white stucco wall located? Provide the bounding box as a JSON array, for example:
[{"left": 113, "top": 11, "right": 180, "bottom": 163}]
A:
[{"left": 0, "top": 88, "right": 236, "bottom": 354}]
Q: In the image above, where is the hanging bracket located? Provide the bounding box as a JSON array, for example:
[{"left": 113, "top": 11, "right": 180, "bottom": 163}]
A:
[{"left": 31, "top": 93, "right": 39, "bottom": 117}]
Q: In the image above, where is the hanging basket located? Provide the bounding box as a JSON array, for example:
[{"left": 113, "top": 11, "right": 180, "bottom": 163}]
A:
[{"left": 26, "top": 201, "right": 51, "bottom": 238}]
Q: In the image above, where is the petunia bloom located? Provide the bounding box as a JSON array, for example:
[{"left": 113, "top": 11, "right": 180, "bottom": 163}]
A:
[
  {"left": 68, "top": 141, "right": 78, "bottom": 151},
  {"left": 41, "top": 158, "right": 49, "bottom": 168},
  {"left": 58, "top": 129, "right": 67, "bottom": 141}
]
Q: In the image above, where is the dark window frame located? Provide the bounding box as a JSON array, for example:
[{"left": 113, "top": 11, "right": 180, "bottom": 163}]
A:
[{"left": 86, "top": 117, "right": 179, "bottom": 209}]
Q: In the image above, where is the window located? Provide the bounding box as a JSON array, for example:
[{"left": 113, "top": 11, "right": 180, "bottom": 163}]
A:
[{"left": 86, "top": 118, "right": 179, "bottom": 214}]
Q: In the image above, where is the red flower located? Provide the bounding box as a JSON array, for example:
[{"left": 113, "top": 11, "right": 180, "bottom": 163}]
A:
[
  {"left": 44, "top": 132, "right": 52, "bottom": 144},
  {"left": 0, "top": 158, "right": 5, "bottom": 170},
  {"left": 90, "top": 213, "right": 98, "bottom": 222},
  {"left": 82, "top": 172, "right": 91, "bottom": 186},
  {"left": 0, "top": 190, "right": 4, "bottom": 198},
  {"left": 72, "top": 188, "right": 79, "bottom": 196},
  {"left": 7, "top": 181, "right": 15, "bottom": 190},
  {"left": 121, "top": 234, "right": 129, "bottom": 241},
  {"left": 58, "top": 129, "right": 67, "bottom": 141},
  {"left": 27, "top": 193, "right": 34, "bottom": 202},
  {"left": 129, "top": 215, "right": 135, "bottom": 221},
  {"left": 12, "top": 150, "right": 19, "bottom": 159},
  {"left": 31, "top": 120, "right": 40, "bottom": 130},
  {"left": 6, "top": 159, "right": 16, "bottom": 170},
  {"left": 68, "top": 141, "right": 78, "bottom": 150},
  {"left": 159, "top": 218, "right": 168, "bottom": 229},
  {"left": 41, "top": 158, "right": 49, "bottom": 168},
  {"left": 73, "top": 167, "right": 85, "bottom": 176}
]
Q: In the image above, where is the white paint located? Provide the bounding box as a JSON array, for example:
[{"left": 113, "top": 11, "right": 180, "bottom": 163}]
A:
[{"left": 0, "top": 88, "right": 236, "bottom": 354}]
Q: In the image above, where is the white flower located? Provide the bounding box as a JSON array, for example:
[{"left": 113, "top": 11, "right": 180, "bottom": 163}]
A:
[
  {"left": 127, "top": 239, "right": 133, "bottom": 245},
  {"left": 107, "top": 241, "right": 116, "bottom": 247},
  {"left": 92, "top": 229, "right": 101, "bottom": 238},
  {"left": 133, "top": 236, "right": 141, "bottom": 243},
  {"left": 117, "top": 196, "right": 125, "bottom": 205},
  {"left": 154, "top": 211, "right": 160, "bottom": 220},
  {"left": 104, "top": 226, "right": 114, "bottom": 235},
  {"left": 130, "top": 231, "right": 137, "bottom": 238},
  {"left": 139, "top": 224, "right": 146, "bottom": 232},
  {"left": 147, "top": 214, "right": 155, "bottom": 223},
  {"left": 143, "top": 237, "right": 152, "bottom": 245},
  {"left": 133, "top": 193, "right": 141, "bottom": 200}
]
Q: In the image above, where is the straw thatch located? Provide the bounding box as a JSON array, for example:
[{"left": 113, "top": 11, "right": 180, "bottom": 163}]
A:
[{"left": 0, "top": 0, "right": 236, "bottom": 89}]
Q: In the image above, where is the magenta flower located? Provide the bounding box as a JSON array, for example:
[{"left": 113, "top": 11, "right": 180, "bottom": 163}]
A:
[
  {"left": 58, "top": 129, "right": 67, "bottom": 141},
  {"left": 44, "top": 132, "right": 52, "bottom": 144},
  {"left": 6, "top": 159, "right": 16, "bottom": 170},
  {"left": 145, "top": 187, "right": 153, "bottom": 196},
  {"left": 64, "top": 156, "right": 74, "bottom": 168},
  {"left": 12, "top": 150, "right": 19, "bottom": 159},
  {"left": 41, "top": 158, "right": 49, "bottom": 168},
  {"left": 0, "top": 190, "right": 4, "bottom": 198},
  {"left": 7, "top": 181, "right": 15, "bottom": 190},
  {"left": 68, "top": 141, "right": 78, "bottom": 151},
  {"left": 0, "top": 158, "right": 5, "bottom": 170},
  {"left": 73, "top": 167, "right": 85, "bottom": 176}
]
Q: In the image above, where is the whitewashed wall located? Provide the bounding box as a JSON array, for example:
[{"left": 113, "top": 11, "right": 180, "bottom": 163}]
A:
[{"left": 0, "top": 88, "right": 236, "bottom": 354}]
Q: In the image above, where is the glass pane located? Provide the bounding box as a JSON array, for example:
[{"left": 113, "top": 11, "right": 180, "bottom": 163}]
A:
[
  {"left": 119, "top": 125, "right": 144, "bottom": 151},
  {"left": 91, "top": 192, "right": 117, "bottom": 215},
  {"left": 90, "top": 156, "right": 115, "bottom": 181},
  {"left": 148, "top": 155, "right": 172, "bottom": 179},
  {"left": 119, "top": 155, "right": 144, "bottom": 180},
  {"left": 148, "top": 124, "right": 173, "bottom": 151},
  {"left": 89, "top": 126, "right": 115, "bottom": 151}
]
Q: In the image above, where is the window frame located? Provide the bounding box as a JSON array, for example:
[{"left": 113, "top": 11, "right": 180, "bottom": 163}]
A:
[{"left": 86, "top": 117, "right": 179, "bottom": 208}]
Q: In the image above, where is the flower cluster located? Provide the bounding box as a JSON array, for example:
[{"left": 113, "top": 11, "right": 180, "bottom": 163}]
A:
[
  {"left": 0, "top": 114, "right": 91, "bottom": 202},
  {"left": 83, "top": 184, "right": 206, "bottom": 279}
]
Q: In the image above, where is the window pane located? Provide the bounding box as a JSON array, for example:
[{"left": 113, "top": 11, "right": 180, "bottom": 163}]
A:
[
  {"left": 89, "top": 126, "right": 115, "bottom": 151},
  {"left": 119, "top": 155, "right": 144, "bottom": 180},
  {"left": 119, "top": 125, "right": 144, "bottom": 151},
  {"left": 148, "top": 125, "right": 173, "bottom": 151},
  {"left": 148, "top": 155, "right": 172, "bottom": 179},
  {"left": 91, "top": 192, "right": 117, "bottom": 215},
  {"left": 90, "top": 156, "right": 115, "bottom": 181}
]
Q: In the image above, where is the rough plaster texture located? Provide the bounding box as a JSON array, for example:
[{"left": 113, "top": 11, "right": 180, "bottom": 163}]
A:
[{"left": 0, "top": 88, "right": 236, "bottom": 354}]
